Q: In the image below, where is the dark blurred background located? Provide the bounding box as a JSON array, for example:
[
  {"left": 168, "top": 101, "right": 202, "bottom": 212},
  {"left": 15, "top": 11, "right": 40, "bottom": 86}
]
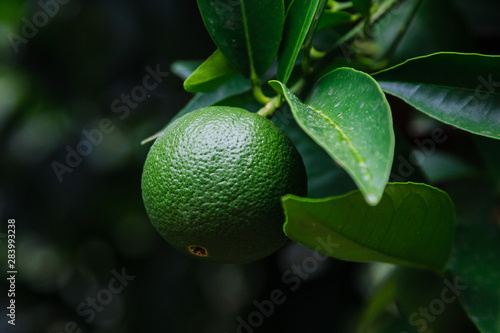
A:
[{"left": 0, "top": 0, "right": 499, "bottom": 332}]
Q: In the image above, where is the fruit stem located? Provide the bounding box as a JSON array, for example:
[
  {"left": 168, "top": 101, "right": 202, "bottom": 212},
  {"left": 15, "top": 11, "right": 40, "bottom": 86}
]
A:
[
  {"left": 328, "top": 1, "right": 353, "bottom": 11},
  {"left": 257, "top": 79, "right": 305, "bottom": 118},
  {"left": 257, "top": 95, "right": 281, "bottom": 118},
  {"left": 310, "top": 47, "right": 326, "bottom": 59},
  {"left": 251, "top": 74, "right": 271, "bottom": 105}
]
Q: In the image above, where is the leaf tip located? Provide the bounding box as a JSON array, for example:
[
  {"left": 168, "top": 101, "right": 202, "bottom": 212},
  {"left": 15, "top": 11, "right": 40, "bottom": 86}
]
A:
[
  {"left": 267, "top": 79, "right": 282, "bottom": 89},
  {"left": 365, "top": 193, "right": 379, "bottom": 206},
  {"left": 182, "top": 80, "right": 192, "bottom": 93},
  {"left": 268, "top": 80, "right": 289, "bottom": 100}
]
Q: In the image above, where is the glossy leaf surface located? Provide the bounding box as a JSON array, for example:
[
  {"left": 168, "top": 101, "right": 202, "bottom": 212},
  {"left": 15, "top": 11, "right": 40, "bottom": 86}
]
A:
[
  {"left": 277, "top": 0, "right": 321, "bottom": 84},
  {"left": 375, "top": 53, "right": 500, "bottom": 139},
  {"left": 282, "top": 182, "right": 456, "bottom": 272},
  {"left": 184, "top": 49, "right": 238, "bottom": 93},
  {"left": 197, "top": 0, "right": 284, "bottom": 78},
  {"left": 271, "top": 68, "right": 394, "bottom": 205}
]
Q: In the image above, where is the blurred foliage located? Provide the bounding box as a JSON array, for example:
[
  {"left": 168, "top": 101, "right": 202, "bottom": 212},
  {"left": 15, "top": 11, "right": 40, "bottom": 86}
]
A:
[{"left": 0, "top": 0, "right": 499, "bottom": 332}]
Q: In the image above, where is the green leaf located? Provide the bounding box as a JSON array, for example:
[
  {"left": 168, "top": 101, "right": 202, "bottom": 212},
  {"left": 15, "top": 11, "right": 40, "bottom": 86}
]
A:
[
  {"left": 141, "top": 75, "right": 250, "bottom": 145},
  {"left": 374, "top": 52, "right": 500, "bottom": 140},
  {"left": 0, "top": 0, "right": 26, "bottom": 28},
  {"left": 170, "top": 61, "right": 203, "bottom": 81},
  {"left": 352, "top": 0, "right": 372, "bottom": 18},
  {"left": 395, "top": 267, "right": 478, "bottom": 333},
  {"left": 367, "top": 0, "right": 474, "bottom": 65},
  {"left": 355, "top": 273, "right": 398, "bottom": 333},
  {"left": 316, "top": 11, "right": 357, "bottom": 32},
  {"left": 270, "top": 68, "right": 394, "bottom": 205},
  {"left": 196, "top": 0, "right": 284, "bottom": 78},
  {"left": 282, "top": 182, "right": 456, "bottom": 272},
  {"left": 183, "top": 49, "right": 239, "bottom": 93},
  {"left": 284, "top": 0, "right": 294, "bottom": 14},
  {"left": 174, "top": 76, "right": 251, "bottom": 122},
  {"left": 272, "top": 106, "right": 357, "bottom": 198},
  {"left": 449, "top": 225, "right": 500, "bottom": 333},
  {"left": 277, "top": 0, "right": 321, "bottom": 84}
]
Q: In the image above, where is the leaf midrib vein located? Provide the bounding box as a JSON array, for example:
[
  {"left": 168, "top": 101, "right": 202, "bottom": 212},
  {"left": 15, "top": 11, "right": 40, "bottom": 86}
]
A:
[
  {"left": 306, "top": 104, "right": 371, "bottom": 182},
  {"left": 240, "top": 0, "right": 256, "bottom": 76}
]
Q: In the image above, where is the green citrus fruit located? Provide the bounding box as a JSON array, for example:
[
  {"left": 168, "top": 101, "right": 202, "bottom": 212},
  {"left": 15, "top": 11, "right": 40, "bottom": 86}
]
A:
[{"left": 141, "top": 106, "right": 307, "bottom": 264}]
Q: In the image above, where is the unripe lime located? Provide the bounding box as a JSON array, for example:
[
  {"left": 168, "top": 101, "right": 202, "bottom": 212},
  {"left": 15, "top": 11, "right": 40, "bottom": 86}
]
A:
[{"left": 141, "top": 106, "right": 307, "bottom": 264}]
